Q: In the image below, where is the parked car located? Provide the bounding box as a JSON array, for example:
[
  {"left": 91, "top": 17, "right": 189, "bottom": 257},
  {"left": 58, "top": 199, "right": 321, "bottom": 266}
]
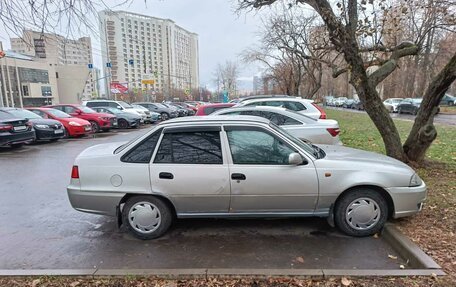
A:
[
  {"left": 45, "top": 104, "right": 116, "bottom": 132},
  {"left": 92, "top": 107, "right": 141, "bottom": 129},
  {"left": 211, "top": 106, "right": 341, "bottom": 145},
  {"left": 0, "top": 108, "right": 64, "bottom": 142},
  {"left": 133, "top": 102, "right": 178, "bottom": 120},
  {"left": 84, "top": 100, "right": 147, "bottom": 123},
  {"left": 353, "top": 100, "right": 364, "bottom": 110},
  {"left": 27, "top": 107, "right": 92, "bottom": 137},
  {"left": 162, "top": 103, "right": 187, "bottom": 117},
  {"left": 383, "top": 98, "right": 403, "bottom": 113},
  {"left": 0, "top": 110, "right": 35, "bottom": 148},
  {"left": 324, "top": 96, "right": 335, "bottom": 106},
  {"left": 175, "top": 102, "right": 197, "bottom": 114},
  {"left": 195, "top": 103, "right": 235, "bottom": 116},
  {"left": 168, "top": 102, "right": 195, "bottom": 116},
  {"left": 342, "top": 99, "right": 356, "bottom": 109},
  {"left": 440, "top": 94, "right": 455, "bottom": 106},
  {"left": 397, "top": 98, "right": 422, "bottom": 115},
  {"left": 235, "top": 97, "right": 326, "bottom": 119},
  {"left": 333, "top": 97, "right": 348, "bottom": 107},
  {"left": 131, "top": 104, "right": 158, "bottom": 123},
  {"left": 67, "top": 116, "right": 426, "bottom": 240}
]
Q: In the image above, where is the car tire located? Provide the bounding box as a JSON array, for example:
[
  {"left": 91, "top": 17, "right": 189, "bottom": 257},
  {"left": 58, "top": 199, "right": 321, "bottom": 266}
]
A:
[
  {"left": 334, "top": 188, "right": 388, "bottom": 237},
  {"left": 118, "top": 119, "right": 129, "bottom": 129},
  {"left": 89, "top": 121, "right": 100, "bottom": 133},
  {"left": 161, "top": 113, "right": 169, "bottom": 121},
  {"left": 122, "top": 196, "right": 173, "bottom": 240},
  {"left": 413, "top": 108, "right": 418, "bottom": 116}
]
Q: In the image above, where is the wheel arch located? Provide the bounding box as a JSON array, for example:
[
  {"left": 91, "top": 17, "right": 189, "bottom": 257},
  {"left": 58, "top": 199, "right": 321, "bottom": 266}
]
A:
[{"left": 334, "top": 185, "right": 395, "bottom": 219}]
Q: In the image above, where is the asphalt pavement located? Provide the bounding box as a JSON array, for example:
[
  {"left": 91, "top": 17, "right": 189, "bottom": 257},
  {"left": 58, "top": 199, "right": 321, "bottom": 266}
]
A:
[
  {"left": 327, "top": 106, "right": 456, "bottom": 126},
  {"left": 0, "top": 126, "right": 407, "bottom": 271}
]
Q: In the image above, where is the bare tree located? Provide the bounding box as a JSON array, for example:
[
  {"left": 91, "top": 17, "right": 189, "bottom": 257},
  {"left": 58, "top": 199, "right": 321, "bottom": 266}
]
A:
[
  {"left": 238, "top": 0, "right": 456, "bottom": 164},
  {"left": 213, "top": 61, "right": 240, "bottom": 98}
]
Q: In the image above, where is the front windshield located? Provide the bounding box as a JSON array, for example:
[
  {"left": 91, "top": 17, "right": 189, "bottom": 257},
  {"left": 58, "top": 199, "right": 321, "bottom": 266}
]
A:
[
  {"left": 269, "top": 122, "right": 319, "bottom": 158},
  {"left": 119, "top": 101, "right": 133, "bottom": 109},
  {"left": 79, "top": 106, "right": 96, "bottom": 113},
  {"left": 8, "top": 109, "right": 41, "bottom": 119},
  {"left": 47, "top": 109, "right": 71, "bottom": 118}
]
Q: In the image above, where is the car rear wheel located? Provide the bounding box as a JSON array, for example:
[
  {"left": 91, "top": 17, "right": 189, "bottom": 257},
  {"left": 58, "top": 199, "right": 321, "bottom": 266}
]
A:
[
  {"left": 122, "top": 196, "right": 173, "bottom": 240},
  {"left": 334, "top": 188, "right": 388, "bottom": 237},
  {"left": 89, "top": 121, "right": 100, "bottom": 133},
  {"left": 161, "top": 112, "right": 169, "bottom": 121},
  {"left": 118, "top": 119, "right": 129, "bottom": 129}
]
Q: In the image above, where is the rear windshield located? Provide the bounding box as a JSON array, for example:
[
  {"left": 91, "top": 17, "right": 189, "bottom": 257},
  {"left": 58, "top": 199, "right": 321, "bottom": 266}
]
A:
[
  {"left": 0, "top": 110, "right": 14, "bottom": 120},
  {"left": 7, "top": 109, "right": 41, "bottom": 119}
]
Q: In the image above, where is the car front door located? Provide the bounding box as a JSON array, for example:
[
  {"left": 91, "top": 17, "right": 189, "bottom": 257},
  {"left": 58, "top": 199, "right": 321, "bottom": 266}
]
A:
[
  {"left": 149, "top": 126, "right": 231, "bottom": 214},
  {"left": 224, "top": 125, "right": 319, "bottom": 213}
]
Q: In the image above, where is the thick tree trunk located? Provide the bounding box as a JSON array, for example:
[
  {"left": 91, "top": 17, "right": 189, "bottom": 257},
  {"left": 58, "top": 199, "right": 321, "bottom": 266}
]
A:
[{"left": 403, "top": 52, "right": 456, "bottom": 162}]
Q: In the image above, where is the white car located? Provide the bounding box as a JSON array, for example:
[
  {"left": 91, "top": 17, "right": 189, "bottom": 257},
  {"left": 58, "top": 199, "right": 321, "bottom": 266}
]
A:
[
  {"left": 235, "top": 97, "right": 326, "bottom": 119},
  {"left": 84, "top": 100, "right": 147, "bottom": 123},
  {"left": 211, "top": 106, "right": 341, "bottom": 145},
  {"left": 333, "top": 97, "right": 348, "bottom": 107},
  {"left": 67, "top": 116, "right": 426, "bottom": 240},
  {"left": 383, "top": 98, "right": 403, "bottom": 113}
]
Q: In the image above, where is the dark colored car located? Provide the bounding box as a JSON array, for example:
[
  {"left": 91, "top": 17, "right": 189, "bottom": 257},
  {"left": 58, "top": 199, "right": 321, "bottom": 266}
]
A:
[
  {"left": 176, "top": 102, "right": 197, "bottom": 113},
  {"left": 195, "top": 103, "right": 235, "bottom": 116},
  {"left": 342, "top": 99, "right": 356, "bottom": 109},
  {"left": 0, "top": 110, "right": 35, "bottom": 148},
  {"left": 27, "top": 107, "right": 92, "bottom": 137},
  {"left": 1, "top": 108, "right": 64, "bottom": 141},
  {"left": 92, "top": 107, "right": 141, "bottom": 129},
  {"left": 169, "top": 102, "right": 195, "bottom": 116},
  {"left": 133, "top": 102, "right": 178, "bottom": 120},
  {"left": 440, "top": 94, "right": 455, "bottom": 106},
  {"left": 45, "top": 104, "right": 117, "bottom": 132},
  {"left": 162, "top": 103, "right": 187, "bottom": 117},
  {"left": 353, "top": 100, "right": 364, "bottom": 110},
  {"left": 397, "top": 98, "right": 422, "bottom": 115}
]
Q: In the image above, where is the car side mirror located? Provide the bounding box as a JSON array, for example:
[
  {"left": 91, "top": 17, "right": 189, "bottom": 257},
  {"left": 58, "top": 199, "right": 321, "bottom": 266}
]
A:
[
  {"left": 76, "top": 110, "right": 82, "bottom": 115},
  {"left": 117, "top": 106, "right": 122, "bottom": 109},
  {"left": 288, "top": 152, "right": 305, "bottom": 165}
]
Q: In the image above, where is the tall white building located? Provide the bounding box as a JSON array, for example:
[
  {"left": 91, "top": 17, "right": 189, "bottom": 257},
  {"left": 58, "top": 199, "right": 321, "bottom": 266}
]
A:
[
  {"left": 10, "top": 30, "right": 96, "bottom": 100},
  {"left": 98, "top": 10, "right": 199, "bottom": 98}
]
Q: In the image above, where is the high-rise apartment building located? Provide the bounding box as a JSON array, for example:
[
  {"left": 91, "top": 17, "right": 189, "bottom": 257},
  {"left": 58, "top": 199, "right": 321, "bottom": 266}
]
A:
[
  {"left": 98, "top": 10, "right": 199, "bottom": 98},
  {"left": 10, "top": 30, "right": 96, "bottom": 100}
]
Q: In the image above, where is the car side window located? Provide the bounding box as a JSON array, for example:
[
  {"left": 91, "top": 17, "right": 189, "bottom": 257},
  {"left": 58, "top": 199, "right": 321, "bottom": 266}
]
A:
[
  {"left": 263, "top": 101, "right": 283, "bottom": 107},
  {"left": 284, "top": 101, "right": 306, "bottom": 111},
  {"left": 64, "top": 106, "right": 76, "bottom": 114},
  {"left": 225, "top": 127, "right": 295, "bottom": 165},
  {"left": 154, "top": 131, "right": 223, "bottom": 164},
  {"left": 31, "top": 110, "right": 45, "bottom": 118},
  {"left": 268, "top": 112, "right": 301, "bottom": 126},
  {"left": 122, "top": 128, "right": 163, "bottom": 163}
]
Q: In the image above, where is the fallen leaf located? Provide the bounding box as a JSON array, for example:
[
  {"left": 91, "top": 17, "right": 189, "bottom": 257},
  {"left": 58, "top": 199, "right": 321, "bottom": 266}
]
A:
[
  {"left": 31, "top": 279, "right": 40, "bottom": 287},
  {"left": 373, "top": 233, "right": 379, "bottom": 238},
  {"left": 295, "top": 256, "right": 304, "bottom": 263},
  {"left": 388, "top": 254, "right": 398, "bottom": 260},
  {"left": 341, "top": 277, "right": 352, "bottom": 286}
]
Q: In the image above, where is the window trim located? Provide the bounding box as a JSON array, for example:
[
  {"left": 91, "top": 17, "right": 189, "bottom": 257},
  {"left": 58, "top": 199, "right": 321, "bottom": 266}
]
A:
[{"left": 163, "top": 126, "right": 221, "bottom": 134}]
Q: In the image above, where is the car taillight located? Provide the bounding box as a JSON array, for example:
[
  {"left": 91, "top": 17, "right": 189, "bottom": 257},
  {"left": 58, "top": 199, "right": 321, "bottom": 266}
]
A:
[
  {"left": 71, "top": 166, "right": 79, "bottom": 179},
  {"left": 327, "top": 128, "right": 340, "bottom": 137},
  {"left": 312, "top": 103, "right": 327, "bottom": 119},
  {"left": 0, "top": 124, "right": 13, "bottom": 131}
]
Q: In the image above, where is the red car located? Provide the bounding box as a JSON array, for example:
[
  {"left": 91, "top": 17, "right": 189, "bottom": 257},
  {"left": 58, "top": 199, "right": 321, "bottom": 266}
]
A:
[
  {"left": 195, "top": 103, "right": 235, "bottom": 116},
  {"left": 45, "top": 104, "right": 116, "bottom": 132},
  {"left": 27, "top": 107, "right": 92, "bottom": 137}
]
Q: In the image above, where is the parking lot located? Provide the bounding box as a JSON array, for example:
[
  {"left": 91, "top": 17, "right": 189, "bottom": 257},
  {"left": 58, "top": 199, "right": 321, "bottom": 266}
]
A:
[{"left": 0, "top": 126, "right": 409, "bottom": 271}]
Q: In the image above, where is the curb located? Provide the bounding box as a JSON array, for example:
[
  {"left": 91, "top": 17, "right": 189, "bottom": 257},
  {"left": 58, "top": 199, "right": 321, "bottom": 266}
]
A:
[{"left": 383, "top": 224, "right": 441, "bottom": 270}]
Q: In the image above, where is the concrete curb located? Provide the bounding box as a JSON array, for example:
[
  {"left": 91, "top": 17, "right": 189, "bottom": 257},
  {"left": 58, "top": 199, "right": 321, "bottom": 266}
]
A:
[{"left": 383, "top": 224, "right": 441, "bottom": 270}]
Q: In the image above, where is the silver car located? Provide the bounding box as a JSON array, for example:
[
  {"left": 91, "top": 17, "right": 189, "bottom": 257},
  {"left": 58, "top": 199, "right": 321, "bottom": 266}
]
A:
[
  {"left": 67, "top": 116, "right": 426, "bottom": 240},
  {"left": 210, "top": 106, "right": 341, "bottom": 145}
]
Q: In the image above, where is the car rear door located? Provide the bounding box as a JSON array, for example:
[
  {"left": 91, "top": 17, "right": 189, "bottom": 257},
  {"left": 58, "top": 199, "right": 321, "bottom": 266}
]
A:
[
  {"left": 223, "top": 125, "right": 319, "bottom": 213},
  {"left": 149, "top": 126, "right": 231, "bottom": 214}
]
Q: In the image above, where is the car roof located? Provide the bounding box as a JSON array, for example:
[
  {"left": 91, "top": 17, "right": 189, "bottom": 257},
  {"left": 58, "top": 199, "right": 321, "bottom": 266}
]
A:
[
  {"left": 0, "top": 107, "right": 21, "bottom": 111},
  {"left": 241, "top": 97, "right": 313, "bottom": 103},
  {"left": 158, "top": 115, "right": 270, "bottom": 126},
  {"left": 213, "top": 106, "right": 317, "bottom": 121}
]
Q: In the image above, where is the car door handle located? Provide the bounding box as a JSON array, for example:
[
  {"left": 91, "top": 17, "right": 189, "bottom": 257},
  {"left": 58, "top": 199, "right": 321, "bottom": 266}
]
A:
[
  {"left": 159, "top": 172, "right": 174, "bottom": 179},
  {"left": 231, "top": 173, "right": 246, "bottom": 180}
]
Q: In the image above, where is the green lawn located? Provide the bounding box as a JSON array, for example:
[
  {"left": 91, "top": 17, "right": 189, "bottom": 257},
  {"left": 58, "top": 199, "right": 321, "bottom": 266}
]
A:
[{"left": 326, "top": 109, "right": 456, "bottom": 167}]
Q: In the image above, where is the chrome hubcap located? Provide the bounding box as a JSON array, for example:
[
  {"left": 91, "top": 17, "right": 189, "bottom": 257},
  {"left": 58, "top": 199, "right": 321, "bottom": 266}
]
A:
[
  {"left": 128, "top": 201, "right": 161, "bottom": 234},
  {"left": 345, "top": 197, "right": 380, "bottom": 230}
]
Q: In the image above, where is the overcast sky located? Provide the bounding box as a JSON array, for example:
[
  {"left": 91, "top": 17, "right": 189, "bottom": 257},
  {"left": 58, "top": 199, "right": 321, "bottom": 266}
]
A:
[{"left": 0, "top": 0, "right": 271, "bottom": 91}]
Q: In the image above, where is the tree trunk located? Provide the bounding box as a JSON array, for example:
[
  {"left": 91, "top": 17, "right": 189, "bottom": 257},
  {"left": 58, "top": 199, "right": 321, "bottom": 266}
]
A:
[{"left": 403, "top": 52, "right": 456, "bottom": 162}]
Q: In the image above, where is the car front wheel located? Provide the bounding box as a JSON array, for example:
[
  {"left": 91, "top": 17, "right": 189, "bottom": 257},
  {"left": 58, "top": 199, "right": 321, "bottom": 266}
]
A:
[
  {"left": 334, "top": 188, "right": 388, "bottom": 237},
  {"left": 90, "top": 121, "right": 100, "bottom": 133},
  {"left": 122, "top": 196, "right": 173, "bottom": 240}
]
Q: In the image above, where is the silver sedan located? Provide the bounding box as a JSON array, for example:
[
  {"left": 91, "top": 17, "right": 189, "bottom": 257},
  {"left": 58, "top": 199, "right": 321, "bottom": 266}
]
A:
[
  {"left": 210, "top": 106, "right": 341, "bottom": 145},
  {"left": 67, "top": 116, "right": 426, "bottom": 240}
]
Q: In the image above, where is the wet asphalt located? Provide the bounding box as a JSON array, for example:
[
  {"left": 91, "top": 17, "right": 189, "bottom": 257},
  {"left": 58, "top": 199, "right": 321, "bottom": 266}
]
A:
[{"left": 0, "top": 125, "right": 406, "bottom": 270}]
